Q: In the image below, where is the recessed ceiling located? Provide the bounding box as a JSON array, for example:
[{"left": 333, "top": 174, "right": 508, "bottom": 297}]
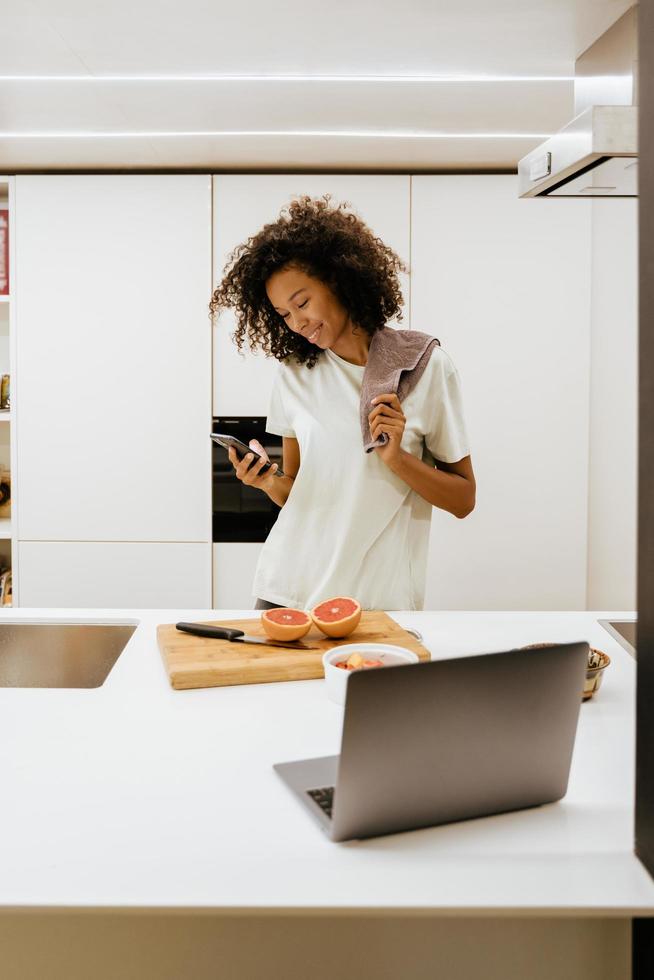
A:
[{"left": 0, "top": 0, "right": 635, "bottom": 171}]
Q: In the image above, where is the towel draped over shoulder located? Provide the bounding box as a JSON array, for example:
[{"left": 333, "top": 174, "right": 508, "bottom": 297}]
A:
[{"left": 360, "top": 328, "right": 441, "bottom": 453}]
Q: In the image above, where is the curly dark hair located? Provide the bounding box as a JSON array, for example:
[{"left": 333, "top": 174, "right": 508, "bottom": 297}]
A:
[{"left": 209, "top": 193, "right": 409, "bottom": 369}]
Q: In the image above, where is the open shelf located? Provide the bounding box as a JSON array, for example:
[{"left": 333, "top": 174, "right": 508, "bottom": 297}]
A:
[{"left": 0, "top": 178, "right": 13, "bottom": 603}]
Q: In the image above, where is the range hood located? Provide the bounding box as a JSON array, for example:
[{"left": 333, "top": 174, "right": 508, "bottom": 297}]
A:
[{"left": 518, "top": 5, "right": 638, "bottom": 198}]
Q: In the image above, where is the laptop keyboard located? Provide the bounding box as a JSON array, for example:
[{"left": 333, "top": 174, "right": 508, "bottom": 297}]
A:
[{"left": 307, "top": 786, "right": 335, "bottom": 819}]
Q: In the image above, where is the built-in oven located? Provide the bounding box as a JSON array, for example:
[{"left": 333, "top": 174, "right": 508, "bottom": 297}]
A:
[{"left": 212, "top": 417, "right": 283, "bottom": 542}]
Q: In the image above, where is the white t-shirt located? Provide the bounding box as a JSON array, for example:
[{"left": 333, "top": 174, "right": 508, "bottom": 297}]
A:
[{"left": 251, "top": 341, "right": 471, "bottom": 611}]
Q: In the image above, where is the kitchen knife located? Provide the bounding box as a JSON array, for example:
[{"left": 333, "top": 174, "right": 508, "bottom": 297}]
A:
[{"left": 175, "top": 622, "right": 321, "bottom": 650}]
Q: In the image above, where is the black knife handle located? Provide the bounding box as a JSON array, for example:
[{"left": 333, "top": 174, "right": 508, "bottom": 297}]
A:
[{"left": 175, "top": 623, "right": 244, "bottom": 641}]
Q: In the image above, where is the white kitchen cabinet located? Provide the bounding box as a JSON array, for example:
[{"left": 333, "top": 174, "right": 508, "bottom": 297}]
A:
[
  {"left": 18, "top": 541, "right": 210, "bottom": 608},
  {"left": 15, "top": 175, "right": 212, "bottom": 544},
  {"left": 412, "top": 176, "right": 591, "bottom": 610},
  {"left": 212, "top": 175, "right": 411, "bottom": 415},
  {"left": 8, "top": 173, "right": 610, "bottom": 613},
  {"left": 213, "top": 542, "right": 262, "bottom": 610}
]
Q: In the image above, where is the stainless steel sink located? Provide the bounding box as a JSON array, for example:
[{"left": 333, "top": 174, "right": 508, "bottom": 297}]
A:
[
  {"left": 598, "top": 619, "right": 637, "bottom": 659},
  {"left": 0, "top": 622, "right": 137, "bottom": 688}
]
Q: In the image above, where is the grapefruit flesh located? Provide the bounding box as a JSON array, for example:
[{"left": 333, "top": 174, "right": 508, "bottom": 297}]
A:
[
  {"left": 310, "top": 596, "right": 362, "bottom": 638},
  {"left": 261, "top": 608, "right": 312, "bottom": 642}
]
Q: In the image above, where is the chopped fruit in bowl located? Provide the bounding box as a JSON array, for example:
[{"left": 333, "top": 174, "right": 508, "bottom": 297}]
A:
[
  {"left": 334, "top": 654, "right": 384, "bottom": 670},
  {"left": 322, "top": 643, "right": 420, "bottom": 705}
]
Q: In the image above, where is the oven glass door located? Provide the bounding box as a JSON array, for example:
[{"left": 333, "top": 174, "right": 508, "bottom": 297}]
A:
[{"left": 212, "top": 417, "right": 283, "bottom": 542}]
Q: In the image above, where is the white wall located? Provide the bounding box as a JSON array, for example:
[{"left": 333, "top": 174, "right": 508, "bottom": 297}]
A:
[{"left": 587, "top": 199, "right": 638, "bottom": 609}]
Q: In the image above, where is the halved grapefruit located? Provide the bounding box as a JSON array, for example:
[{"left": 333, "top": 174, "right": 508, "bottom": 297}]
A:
[
  {"left": 261, "top": 607, "right": 312, "bottom": 642},
  {"left": 310, "top": 596, "right": 362, "bottom": 638}
]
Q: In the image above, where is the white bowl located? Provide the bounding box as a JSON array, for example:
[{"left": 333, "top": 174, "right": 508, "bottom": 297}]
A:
[{"left": 322, "top": 643, "right": 420, "bottom": 706}]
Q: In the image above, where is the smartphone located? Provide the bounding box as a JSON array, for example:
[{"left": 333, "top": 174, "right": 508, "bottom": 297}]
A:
[{"left": 211, "top": 433, "right": 285, "bottom": 477}]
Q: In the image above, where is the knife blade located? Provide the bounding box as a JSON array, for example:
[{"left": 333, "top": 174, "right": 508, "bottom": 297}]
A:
[{"left": 175, "top": 622, "right": 321, "bottom": 650}]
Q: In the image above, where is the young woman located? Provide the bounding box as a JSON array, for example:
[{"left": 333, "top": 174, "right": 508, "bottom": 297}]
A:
[{"left": 209, "top": 193, "right": 475, "bottom": 612}]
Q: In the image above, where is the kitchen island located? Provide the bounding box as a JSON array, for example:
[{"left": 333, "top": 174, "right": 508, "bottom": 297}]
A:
[{"left": 0, "top": 607, "right": 650, "bottom": 980}]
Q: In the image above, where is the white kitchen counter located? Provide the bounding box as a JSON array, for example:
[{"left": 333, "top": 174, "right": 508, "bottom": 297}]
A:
[{"left": 0, "top": 607, "right": 651, "bottom": 915}]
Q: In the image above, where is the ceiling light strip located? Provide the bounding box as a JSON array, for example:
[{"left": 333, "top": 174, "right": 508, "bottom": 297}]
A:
[
  {"left": 0, "top": 130, "right": 553, "bottom": 139},
  {"left": 0, "top": 73, "right": 574, "bottom": 83}
]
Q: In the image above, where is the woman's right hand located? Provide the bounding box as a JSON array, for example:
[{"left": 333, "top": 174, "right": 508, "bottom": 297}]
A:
[{"left": 228, "top": 439, "right": 278, "bottom": 490}]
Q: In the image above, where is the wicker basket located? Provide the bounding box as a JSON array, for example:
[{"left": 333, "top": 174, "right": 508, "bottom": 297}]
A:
[{"left": 521, "top": 642, "right": 611, "bottom": 701}]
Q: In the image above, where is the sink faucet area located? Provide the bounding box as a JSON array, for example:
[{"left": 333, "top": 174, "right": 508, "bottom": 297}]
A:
[{"left": 0, "top": 622, "right": 138, "bottom": 688}]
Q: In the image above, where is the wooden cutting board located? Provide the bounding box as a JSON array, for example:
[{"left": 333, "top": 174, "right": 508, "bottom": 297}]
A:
[{"left": 157, "top": 611, "right": 431, "bottom": 690}]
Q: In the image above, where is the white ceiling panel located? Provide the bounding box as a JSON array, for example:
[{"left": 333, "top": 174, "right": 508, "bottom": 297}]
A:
[
  {"left": 0, "top": 0, "right": 635, "bottom": 171},
  {"left": 6, "top": 0, "right": 633, "bottom": 76},
  {"left": 0, "top": 79, "right": 573, "bottom": 132},
  {"left": 0, "top": 3, "right": 90, "bottom": 74}
]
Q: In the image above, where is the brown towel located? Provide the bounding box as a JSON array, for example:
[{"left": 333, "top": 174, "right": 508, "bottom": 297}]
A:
[{"left": 360, "top": 328, "right": 441, "bottom": 453}]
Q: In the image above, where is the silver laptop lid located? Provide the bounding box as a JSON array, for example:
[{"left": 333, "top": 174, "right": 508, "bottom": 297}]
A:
[{"left": 330, "top": 641, "right": 589, "bottom": 842}]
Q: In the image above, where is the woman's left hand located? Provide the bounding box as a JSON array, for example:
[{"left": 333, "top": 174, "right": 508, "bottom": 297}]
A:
[{"left": 368, "top": 393, "right": 406, "bottom": 468}]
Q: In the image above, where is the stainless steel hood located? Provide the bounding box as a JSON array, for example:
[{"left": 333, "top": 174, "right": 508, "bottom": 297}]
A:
[{"left": 518, "top": 6, "right": 638, "bottom": 198}]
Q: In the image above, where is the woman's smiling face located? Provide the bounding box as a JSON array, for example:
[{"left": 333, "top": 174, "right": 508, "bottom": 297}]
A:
[{"left": 266, "top": 265, "right": 351, "bottom": 348}]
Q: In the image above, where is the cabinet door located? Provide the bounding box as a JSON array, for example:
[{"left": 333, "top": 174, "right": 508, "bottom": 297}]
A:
[
  {"left": 212, "top": 175, "right": 411, "bottom": 414},
  {"left": 213, "top": 542, "right": 263, "bottom": 610},
  {"left": 18, "top": 541, "right": 211, "bottom": 608},
  {"left": 15, "top": 175, "right": 212, "bottom": 543},
  {"left": 412, "top": 175, "right": 591, "bottom": 610}
]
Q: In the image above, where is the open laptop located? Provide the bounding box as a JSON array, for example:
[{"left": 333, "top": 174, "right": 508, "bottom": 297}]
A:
[{"left": 274, "top": 641, "right": 589, "bottom": 842}]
